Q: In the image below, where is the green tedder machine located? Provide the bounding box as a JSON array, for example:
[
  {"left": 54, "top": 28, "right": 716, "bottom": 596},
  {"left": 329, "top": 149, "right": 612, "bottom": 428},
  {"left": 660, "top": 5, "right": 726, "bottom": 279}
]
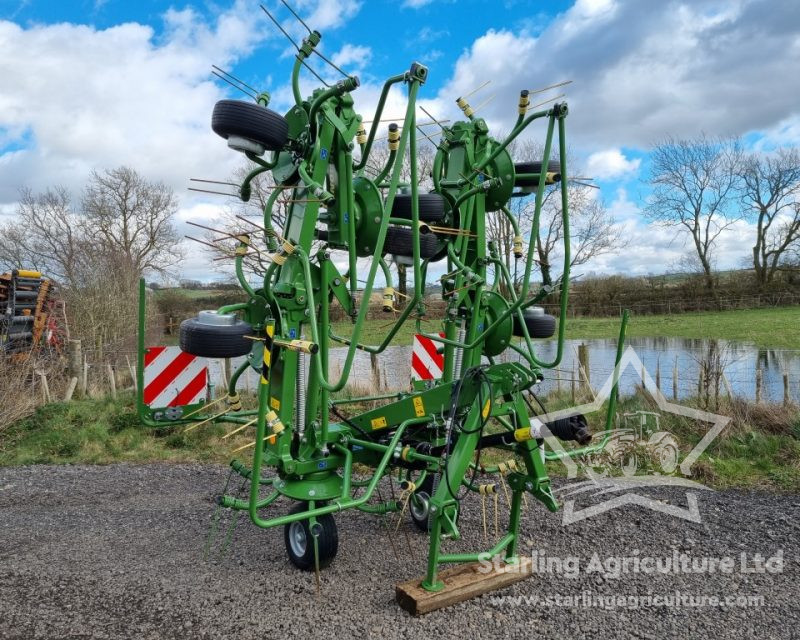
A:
[{"left": 137, "top": 3, "right": 627, "bottom": 602}]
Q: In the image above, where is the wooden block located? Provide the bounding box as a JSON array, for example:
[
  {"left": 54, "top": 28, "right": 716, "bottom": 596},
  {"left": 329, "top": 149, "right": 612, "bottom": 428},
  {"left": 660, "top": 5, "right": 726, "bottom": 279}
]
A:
[{"left": 396, "top": 557, "right": 533, "bottom": 615}]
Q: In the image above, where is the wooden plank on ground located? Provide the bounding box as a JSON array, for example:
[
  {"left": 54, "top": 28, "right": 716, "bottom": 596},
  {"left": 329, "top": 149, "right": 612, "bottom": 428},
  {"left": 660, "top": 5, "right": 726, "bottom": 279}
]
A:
[{"left": 396, "top": 557, "right": 533, "bottom": 615}]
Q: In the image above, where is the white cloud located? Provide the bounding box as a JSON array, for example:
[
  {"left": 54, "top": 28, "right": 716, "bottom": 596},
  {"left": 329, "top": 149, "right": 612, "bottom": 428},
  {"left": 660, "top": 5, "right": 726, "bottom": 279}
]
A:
[
  {"left": 301, "top": 0, "right": 362, "bottom": 30},
  {"left": 0, "top": 1, "right": 267, "bottom": 205},
  {"left": 429, "top": 0, "right": 800, "bottom": 150},
  {"left": 585, "top": 148, "right": 641, "bottom": 180},
  {"left": 0, "top": 1, "right": 365, "bottom": 281},
  {"left": 331, "top": 44, "right": 372, "bottom": 72},
  {"left": 402, "top": 0, "right": 435, "bottom": 8}
]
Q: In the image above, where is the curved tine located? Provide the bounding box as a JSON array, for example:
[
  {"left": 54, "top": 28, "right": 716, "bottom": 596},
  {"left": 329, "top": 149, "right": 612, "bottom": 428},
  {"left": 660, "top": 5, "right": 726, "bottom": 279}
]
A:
[
  {"left": 211, "top": 71, "right": 257, "bottom": 100},
  {"left": 260, "top": 4, "right": 300, "bottom": 50},
  {"left": 280, "top": 0, "right": 312, "bottom": 34},
  {"left": 211, "top": 65, "right": 260, "bottom": 96}
]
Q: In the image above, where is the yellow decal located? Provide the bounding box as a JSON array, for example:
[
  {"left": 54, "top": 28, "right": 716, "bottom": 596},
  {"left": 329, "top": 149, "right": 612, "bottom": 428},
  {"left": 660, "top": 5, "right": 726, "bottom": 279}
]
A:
[
  {"left": 413, "top": 396, "right": 425, "bottom": 417},
  {"left": 482, "top": 398, "right": 491, "bottom": 419},
  {"left": 270, "top": 396, "right": 281, "bottom": 410},
  {"left": 371, "top": 416, "right": 388, "bottom": 430}
]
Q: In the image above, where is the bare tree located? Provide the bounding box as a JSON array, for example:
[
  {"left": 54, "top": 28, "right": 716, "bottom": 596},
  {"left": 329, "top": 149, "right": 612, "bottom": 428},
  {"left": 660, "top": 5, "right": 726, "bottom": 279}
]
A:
[
  {"left": 0, "top": 167, "right": 180, "bottom": 355},
  {"left": 645, "top": 135, "right": 742, "bottom": 296},
  {"left": 1, "top": 186, "right": 88, "bottom": 284},
  {"left": 739, "top": 148, "right": 800, "bottom": 288},
  {"left": 83, "top": 167, "right": 182, "bottom": 276},
  {"left": 492, "top": 141, "right": 623, "bottom": 289}
]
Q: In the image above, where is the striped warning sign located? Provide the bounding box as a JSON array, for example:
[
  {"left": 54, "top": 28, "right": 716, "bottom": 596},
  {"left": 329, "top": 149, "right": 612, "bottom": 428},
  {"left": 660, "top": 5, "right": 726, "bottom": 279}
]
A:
[
  {"left": 411, "top": 333, "right": 444, "bottom": 381},
  {"left": 143, "top": 346, "right": 208, "bottom": 408}
]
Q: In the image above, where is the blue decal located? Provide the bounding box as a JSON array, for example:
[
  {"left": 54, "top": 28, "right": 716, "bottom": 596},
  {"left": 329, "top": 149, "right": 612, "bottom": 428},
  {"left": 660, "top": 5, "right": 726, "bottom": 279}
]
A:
[
  {"left": 478, "top": 323, "right": 484, "bottom": 331},
  {"left": 320, "top": 148, "right": 329, "bottom": 160},
  {"left": 317, "top": 461, "right": 327, "bottom": 469},
  {"left": 343, "top": 212, "right": 349, "bottom": 223},
  {"left": 289, "top": 328, "right": 297, "bottom": 338}
]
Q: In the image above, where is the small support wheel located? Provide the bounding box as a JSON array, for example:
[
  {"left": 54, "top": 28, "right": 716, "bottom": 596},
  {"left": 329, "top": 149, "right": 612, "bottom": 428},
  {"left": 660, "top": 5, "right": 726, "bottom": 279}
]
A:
[
  {"left": 284, "top": 502, "right": 338, "bottom": 571},
  {"left": 410, "top": 474, "right": 436, "bottom": 532}
]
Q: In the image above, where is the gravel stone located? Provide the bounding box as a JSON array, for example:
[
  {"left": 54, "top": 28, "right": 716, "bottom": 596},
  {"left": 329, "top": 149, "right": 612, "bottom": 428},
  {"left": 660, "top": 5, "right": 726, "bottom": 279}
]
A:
[{"left": 0, "top": 464, "right": 797, "bottom": 639}]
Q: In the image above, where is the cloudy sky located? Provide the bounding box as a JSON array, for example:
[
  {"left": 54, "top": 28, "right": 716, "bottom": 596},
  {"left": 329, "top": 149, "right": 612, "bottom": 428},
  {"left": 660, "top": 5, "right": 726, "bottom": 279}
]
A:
[{"left": 1, "top": 0, "right": 799, "bottom": 281}]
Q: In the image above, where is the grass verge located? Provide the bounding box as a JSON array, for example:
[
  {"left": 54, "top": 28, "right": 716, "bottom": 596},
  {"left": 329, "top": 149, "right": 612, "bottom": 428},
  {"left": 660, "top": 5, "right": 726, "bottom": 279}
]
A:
[
  {"left": 0, "top": 392, "right": 257, "bottom": 466},
  {"left": 1, "top": 389, "right": 797, "bottom": 492}
]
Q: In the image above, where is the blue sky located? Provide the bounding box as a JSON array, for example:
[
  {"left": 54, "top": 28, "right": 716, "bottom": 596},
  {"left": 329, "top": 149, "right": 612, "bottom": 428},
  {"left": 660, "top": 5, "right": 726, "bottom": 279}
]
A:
[{"left": 2, "top": 0, "right": 799, "bottom": 281}]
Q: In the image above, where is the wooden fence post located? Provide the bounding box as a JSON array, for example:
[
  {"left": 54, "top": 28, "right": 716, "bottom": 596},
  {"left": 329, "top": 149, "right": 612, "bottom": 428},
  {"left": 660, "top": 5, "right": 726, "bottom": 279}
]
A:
[
  {"left": 577, "top": 344, "right": 590, "bottom": 394},
  {"left": 126, "top": 356, "right": 136, "bottom": 391},
  {"left": 106, "top": 363, "right": 117, "bottom": 400},
  {"left": 64, "top": 377, "right": 78, "bottom": 402},
  {"left": 755, "top": 368, "right": 763, "bottom": 404},
  {"left": 784, "top": 372, "right": 790, "bottom": 406},
  {"left": 38, "top": 371, "right": 51, "bottom": 403},
  {"left": 67, "top": 339, "right": 82, "bottom": 380},
  {"left": 722, "top": 372, "right": 734, "bottom": 398},
  {"left": 570, "top": 362, "right": 576, "bottom": 404},
  {"left": 672, "top": 357, "right": 678, "bottom": 401},
  {"left": 655, "top": 358, "right": 661, "bottom": 393},
  {"left": 81, "top": 357, "right": 88, "bottom": 397}
]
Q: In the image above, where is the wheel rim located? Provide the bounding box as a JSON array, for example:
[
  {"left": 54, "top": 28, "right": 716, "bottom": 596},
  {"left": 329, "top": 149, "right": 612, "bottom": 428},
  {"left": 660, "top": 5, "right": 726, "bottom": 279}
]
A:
[
  {"left": 410, "top": 491, "right": 430, "bottom": 521},
  {"left": 288, "top": 521, "right": 307, "bottom": 556},
  {"left": 660, "top": 447, "right": 678, "bottom": 473}
]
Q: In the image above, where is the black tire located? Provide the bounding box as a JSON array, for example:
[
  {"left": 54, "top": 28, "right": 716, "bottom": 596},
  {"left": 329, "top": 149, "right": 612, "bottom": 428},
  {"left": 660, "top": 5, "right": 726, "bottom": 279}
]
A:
[
  {"left": 512, "top": 308, "right": 556, "bottom": 338},
  {"left": 410, "top": 474, "right": 436, "bottom": 532},
  {"left": 211, "top": 100, "right": 289, "bottom": 151},
  {"left": 391, "top": 193, "right": 446, "bottom": 222},
  {"left": 515, "top": 161, "right": 561, "bottom": 187},
  {"left": 383, "top": 227, "right": 440, "bottom": 260},
  {"left": 284, "top": 502, "right": 338, "bottom": 571},
  {"left": 179, "top": 316, "right": 252, "bottom": 358}
]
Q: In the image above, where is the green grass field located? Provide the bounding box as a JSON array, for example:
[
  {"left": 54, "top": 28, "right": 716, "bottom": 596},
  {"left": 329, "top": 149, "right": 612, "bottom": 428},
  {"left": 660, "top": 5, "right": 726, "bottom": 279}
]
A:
[
  {"left": 567, "top": 306, "right": 800, "bottom": 349},
  {"left": 330, "top": 306, "right": 800, "bottom": 349}
]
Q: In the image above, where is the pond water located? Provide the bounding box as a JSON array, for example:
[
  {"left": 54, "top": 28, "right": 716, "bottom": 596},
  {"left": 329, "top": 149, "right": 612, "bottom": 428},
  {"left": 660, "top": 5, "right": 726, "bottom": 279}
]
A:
[{"left": 208, "top": 336, "right": 800, "bottom": 404}]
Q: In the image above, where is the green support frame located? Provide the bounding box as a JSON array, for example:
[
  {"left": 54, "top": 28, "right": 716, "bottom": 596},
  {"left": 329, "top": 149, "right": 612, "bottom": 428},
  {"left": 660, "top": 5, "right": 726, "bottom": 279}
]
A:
[{"left": 136, "top": 25, "right": 631, "bottom": 594}]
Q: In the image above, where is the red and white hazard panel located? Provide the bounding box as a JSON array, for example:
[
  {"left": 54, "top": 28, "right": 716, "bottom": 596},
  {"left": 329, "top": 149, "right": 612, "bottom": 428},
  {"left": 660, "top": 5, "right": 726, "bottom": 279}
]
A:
[
  {"left": 143, "top": 346, "right": 208, "bottom": 408},
  {"left": 411, "top": 333, "right": 444, "bottom": 381}
]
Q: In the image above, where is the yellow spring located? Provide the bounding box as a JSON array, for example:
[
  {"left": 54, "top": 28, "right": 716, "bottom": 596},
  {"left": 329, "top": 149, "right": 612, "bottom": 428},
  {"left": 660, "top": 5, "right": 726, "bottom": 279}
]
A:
[
  {"left": 266, "top": 410, "right": 285, "bottom": 435},
  {"left": 382, "top": 286, "right": 394, "bottom": 312},
  {"left": 271, "top": 239, "right": 296, "bottom": 265},
  {"left": 518, "top": 89, "right": 530, "bottom": 115},
  {"left": 456, "top": 96, "right": 474, "bottom": 117},
  {"left": 388, "top": 123, "right": 400, "bottom": 151}
]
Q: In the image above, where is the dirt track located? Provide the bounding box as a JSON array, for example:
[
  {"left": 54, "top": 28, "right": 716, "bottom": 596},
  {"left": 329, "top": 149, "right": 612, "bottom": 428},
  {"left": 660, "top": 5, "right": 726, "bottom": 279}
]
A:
[{"left": 1, "top": 464, "right": 798, "bottom": 639}]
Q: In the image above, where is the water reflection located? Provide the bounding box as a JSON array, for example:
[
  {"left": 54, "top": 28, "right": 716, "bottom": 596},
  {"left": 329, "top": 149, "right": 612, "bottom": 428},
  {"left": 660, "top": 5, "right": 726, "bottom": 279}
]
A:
[{"left": 209, "top": 337, "right": 800, "bottom": 404}]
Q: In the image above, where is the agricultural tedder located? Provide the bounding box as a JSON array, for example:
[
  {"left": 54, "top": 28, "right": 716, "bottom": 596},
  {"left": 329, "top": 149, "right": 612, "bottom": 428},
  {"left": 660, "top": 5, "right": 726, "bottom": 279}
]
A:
[{"left": 137, "top": 3, "right": 628, "bottom": 600}]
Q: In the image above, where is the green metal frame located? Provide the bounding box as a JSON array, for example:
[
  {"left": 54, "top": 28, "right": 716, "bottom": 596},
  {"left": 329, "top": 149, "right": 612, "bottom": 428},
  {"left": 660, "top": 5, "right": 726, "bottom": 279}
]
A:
[{"left": 136, "top": 41, "right": 630, "bottom": 592}]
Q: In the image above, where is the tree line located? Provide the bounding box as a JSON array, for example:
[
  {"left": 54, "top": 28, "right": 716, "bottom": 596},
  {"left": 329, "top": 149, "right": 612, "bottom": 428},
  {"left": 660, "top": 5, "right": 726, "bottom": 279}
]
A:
[
  {"left": 645, "top": 136, "right": 800, "bottom": 295},
  {"left": 1, "top": 135, "right": 798, "bottom": 349}
]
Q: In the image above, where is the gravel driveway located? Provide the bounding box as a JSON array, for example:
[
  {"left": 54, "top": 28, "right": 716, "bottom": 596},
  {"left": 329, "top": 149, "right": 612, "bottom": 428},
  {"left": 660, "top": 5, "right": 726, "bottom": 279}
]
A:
[{"left": 1, "top": 464, "right": 798, "bottom": 639}]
